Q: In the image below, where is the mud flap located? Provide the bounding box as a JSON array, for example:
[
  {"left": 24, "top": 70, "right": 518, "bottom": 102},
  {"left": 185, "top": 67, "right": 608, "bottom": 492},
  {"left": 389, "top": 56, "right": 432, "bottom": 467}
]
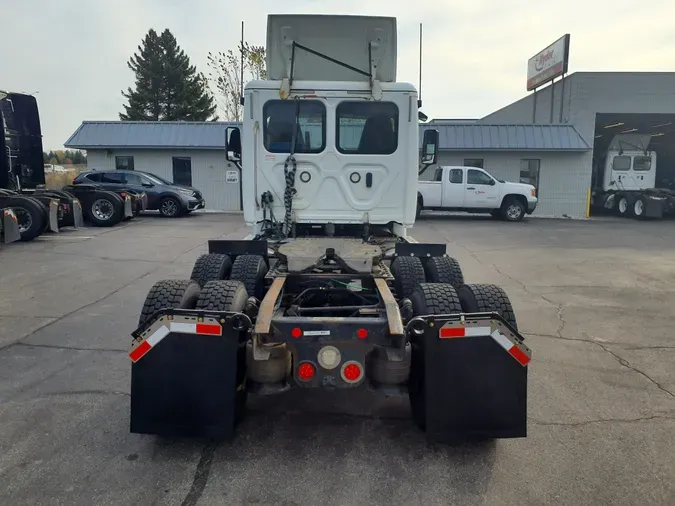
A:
[
  {"left": 72, "top": 200, "right": 84, "bottom": 228},
  {"left": 48, "top": 199, "right": 59, "bottom": 232},
  {"left": 2, "top": 209, "right": 21, "bottom": 243},
  {"left": 130, "top": 312, "right": 245, "bottom": 439},
  {"left": 411, "top": 315, "right": 529, "bottom": 442},
  {"left": 124, "top": 197, "right": 133, "bottom": 218}
]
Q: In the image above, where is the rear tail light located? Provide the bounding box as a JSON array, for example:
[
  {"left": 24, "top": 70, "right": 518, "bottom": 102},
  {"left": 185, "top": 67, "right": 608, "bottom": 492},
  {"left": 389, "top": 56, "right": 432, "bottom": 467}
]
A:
[
  {"left": 340, "top": 361, "right": 364, "bottom": 384},
  {"left": 356, "top": 328, "right": 368, "bottom": 339},
  {"left": 297, "top": 362, "right": 316, "bottom": 381}
]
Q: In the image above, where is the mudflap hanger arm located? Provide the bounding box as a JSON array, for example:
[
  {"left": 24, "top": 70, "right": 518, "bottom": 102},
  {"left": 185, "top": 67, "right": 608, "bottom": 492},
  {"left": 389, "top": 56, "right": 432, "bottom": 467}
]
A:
[{"left": 407, "top": 312, "right": 531, "bottom": 442}]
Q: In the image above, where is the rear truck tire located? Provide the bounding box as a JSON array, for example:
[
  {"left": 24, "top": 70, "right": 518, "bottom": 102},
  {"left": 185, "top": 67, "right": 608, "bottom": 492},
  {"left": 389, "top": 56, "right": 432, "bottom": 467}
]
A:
[
  {"left": 159, "top": 196, "right": 183, "bottom": 218},
  {"left": 423, "top": 256, "right": 464, "bottom": 289},
  {"left": 230, "top": 254, "right": 268, "bottom": 300},
  {"left": 195, "top": 280, "right": 250, "bottom": 424},
  {"left": 500, "top": 196, "right": 526, "bottom": 222},
  {"left": 457, "top": 283, "right": 518, "bottom": 331},
  {"left": 4, "top": 196, "right": 46, "bottom": 241},
  {"left": 138, "top": 279, "right": 201, "bottom": 327},
  {"left": 408, "top": 283, "right": 463, "bottom": 431},
  {"left": 633, "top": 195, "right": 648, "bottom": 220},
  {"left": 616, "top": 193, "right": 634, "bottom": 218},
  {"left": 87, "top": 191, "right": 124, "bottom": 227},
  {"left": 390, "top": 256, "right": 426, "bottom": 299},
  {"left": 190, "top": 253, "right": 233, "bottom": 287}
]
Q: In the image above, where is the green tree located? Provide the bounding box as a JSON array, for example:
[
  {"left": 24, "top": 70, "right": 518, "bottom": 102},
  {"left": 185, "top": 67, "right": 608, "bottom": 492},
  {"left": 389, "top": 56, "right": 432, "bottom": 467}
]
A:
[
  {"left": 120, "top": 28, "right": 217, "bottom": 121},
  {"left": 207, "top": 42, "right": 266, "bottom": 121}
]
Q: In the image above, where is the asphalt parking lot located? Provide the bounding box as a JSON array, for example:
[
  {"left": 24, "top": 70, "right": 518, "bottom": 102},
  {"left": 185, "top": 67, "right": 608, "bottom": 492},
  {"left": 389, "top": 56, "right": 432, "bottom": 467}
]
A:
[{"left": 1, "top": 212, "right": 674, "bottom": 505}]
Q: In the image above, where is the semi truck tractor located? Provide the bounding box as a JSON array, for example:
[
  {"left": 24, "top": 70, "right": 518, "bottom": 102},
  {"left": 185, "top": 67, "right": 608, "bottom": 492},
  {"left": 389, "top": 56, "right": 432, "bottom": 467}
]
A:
[{"left": 129, "top": 14, "right": 532, "bottom": 444}]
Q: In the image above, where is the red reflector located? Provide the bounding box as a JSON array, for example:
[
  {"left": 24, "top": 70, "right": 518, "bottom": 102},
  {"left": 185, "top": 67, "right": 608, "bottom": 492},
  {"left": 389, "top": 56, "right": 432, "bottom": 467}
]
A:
[
  {"left": 439, "top": 327, "right": 466, "bottom": 339},
  {"left": 297, "top": 362, "right": 315, "bottom": 381},
  {"left": 291, "top": 327, "right": 303, "bottom": 338},
  {"left": 343, "top": 363, "right": 361, "bottom": 382},
  {"left": 356, "top": 328, "right": 368, "bottom": 339},
  {"left": 195, "top": 323, "right": 221, "bottom": 336},
  {"left": 509, "top": 345, "right": 531, "bottom": 366},
  {"left": 129, "top": 340, "right": 152, "bottom": 362}
]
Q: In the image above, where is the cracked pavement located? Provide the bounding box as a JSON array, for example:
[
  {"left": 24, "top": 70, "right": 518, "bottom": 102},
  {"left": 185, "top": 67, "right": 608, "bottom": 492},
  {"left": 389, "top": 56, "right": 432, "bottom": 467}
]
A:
[{"left": 1, "top": 213, "right": 675, "bottom": 505}]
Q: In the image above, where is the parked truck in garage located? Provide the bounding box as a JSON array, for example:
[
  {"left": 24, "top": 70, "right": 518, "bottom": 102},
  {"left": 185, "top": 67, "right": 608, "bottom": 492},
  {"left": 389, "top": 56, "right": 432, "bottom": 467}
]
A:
[
  {"left": 129, "top": 14, "right": 531, "bottom": 444},
  {"left": 417, "top": 165, "right": 538, "bottom": 221},
  {"left": 591, "top": 133, "right": 675, "bottom": 219}
]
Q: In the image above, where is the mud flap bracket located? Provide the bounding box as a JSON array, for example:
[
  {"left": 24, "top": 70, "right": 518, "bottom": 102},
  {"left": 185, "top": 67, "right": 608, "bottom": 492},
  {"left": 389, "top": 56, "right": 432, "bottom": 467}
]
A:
[{"left": 129, "top": 310, "right": 251, "bottom": 439}]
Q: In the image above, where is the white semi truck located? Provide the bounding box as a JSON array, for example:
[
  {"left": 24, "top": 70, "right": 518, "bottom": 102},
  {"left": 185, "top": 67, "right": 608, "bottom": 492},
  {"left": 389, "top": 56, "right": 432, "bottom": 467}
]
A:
[
  {"left": 592, "top": 133, "right": 675, "bottom": 219},
  {"left": 128, "top": 14, "right": 532, "bottom": 444}
]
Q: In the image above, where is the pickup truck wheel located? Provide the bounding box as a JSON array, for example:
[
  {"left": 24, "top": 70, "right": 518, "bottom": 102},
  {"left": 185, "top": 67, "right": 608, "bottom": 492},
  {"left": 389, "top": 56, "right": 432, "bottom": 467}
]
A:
[
  {"left": 501, "top": 197, "right": 525, "bottom": 222},
  {"left": 138, "top": 279, "right": 201, "bottom": 327},
  {"left": 190, "top": 253, "right": 233, "bottom": 287},
  {"left": 457, "top": 283, "right": 518, "bottom": 331},
  {"left": 391, "top": 256, "right": 426, "bottom": 299},
  {"left": 408, "top": 283, "right": 463, "bottom": 431},
  {"left": 423, "top": 256, "right": 464, "bottom": 289}
]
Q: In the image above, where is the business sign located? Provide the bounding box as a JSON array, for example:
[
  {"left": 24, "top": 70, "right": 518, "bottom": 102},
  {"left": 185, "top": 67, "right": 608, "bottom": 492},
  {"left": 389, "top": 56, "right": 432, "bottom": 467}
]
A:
[
  {"left": 526, "top": 34, "right": 570, "bottom": 91},
  {"left": 226, "top": 170, "right": 239, "bottom": 184}
]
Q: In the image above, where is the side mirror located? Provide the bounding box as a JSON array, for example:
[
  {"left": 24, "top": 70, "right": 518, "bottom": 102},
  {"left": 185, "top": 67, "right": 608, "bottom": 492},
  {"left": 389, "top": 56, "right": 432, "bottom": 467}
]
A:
[
  {"left": 489, "top": 179, "right": 496, "bottom": 186},
  {"left": 142, "top": 182, "right": 154, "bottom": 188},
  {"left": 226, "top": 126, "right": 242, "bottom": 162},
  {"left": 421, "top": 129, "right": 439, "bottom": 166}
]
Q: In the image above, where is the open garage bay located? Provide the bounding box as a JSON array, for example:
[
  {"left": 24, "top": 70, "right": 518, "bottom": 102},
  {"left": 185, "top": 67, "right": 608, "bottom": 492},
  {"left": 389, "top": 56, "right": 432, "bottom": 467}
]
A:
[{"left": 1, "top": 213, "right": 674, "bottom": 505}]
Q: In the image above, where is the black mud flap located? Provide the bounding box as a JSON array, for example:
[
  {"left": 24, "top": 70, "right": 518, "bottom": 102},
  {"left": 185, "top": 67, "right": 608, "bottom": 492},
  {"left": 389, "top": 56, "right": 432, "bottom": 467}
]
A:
[
  {"left": 123, "top": 197, "right": 133, "bottom": 218},
  {"left": 48, "top": 199, "right": 59, "bottom": 232},
  {"left": 410, "top": 314, "right": 530, "bottom": 442},
  {"left": 130, "top": 311, "right": 248, "bottom": 439},
  {"left": 72, "top": 200, "right": 84, "bottom": 228},
  {"left": 2, "top": 209, "right": 21, "bottom": 243}
]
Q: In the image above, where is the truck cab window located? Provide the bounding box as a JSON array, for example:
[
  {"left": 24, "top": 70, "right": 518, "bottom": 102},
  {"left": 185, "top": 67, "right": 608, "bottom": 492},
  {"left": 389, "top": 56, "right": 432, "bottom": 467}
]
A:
[
  {"left": 450, "top": 169, "right": 463, "bottom": 184},
  {"left": 263, "top": 100, "right": 325, "bottom": 154},
  {"left": 612, "top": 156, "right": 631, "bottom": 171},
  {"left": 467, "top": 169, "right": 493, "bottom": 185},
  {"left": 633, "top": 156, "right": 651, "bottom": 171},
  {"left": 434, "top": 168, "right": 443, "bottom": 181},
  {"left": 337, "top": 102, "right": 398, "bottom": 154}
]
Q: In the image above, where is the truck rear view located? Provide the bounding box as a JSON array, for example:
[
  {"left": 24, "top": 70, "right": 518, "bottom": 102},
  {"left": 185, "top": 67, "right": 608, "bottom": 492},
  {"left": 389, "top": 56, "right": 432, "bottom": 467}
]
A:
[{"left": 128, "top": 14, "right": 532, "bottom": 444}]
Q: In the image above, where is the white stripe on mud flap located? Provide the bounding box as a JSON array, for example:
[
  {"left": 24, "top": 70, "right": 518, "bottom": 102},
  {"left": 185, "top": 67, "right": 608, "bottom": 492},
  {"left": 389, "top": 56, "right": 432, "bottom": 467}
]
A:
[
  {"left": 146, "top": 325, "right": 170, "bottom": 346},
  {"left": 170, "top": 322, "right": 197, "bottom": 334},
  {"left": 490, "top": 330, "right": 513, "bottom": 352},
  {"left": 465, "top": 327, "right": 492, "bottom": 337}
]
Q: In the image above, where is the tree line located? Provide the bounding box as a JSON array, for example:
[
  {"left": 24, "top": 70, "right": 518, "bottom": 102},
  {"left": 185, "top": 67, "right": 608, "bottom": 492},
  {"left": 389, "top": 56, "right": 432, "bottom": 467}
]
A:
[
  {"left": 43, "top": 149, "right": 87, "bottom": 165},
  {"left": 120, "top": 28, "right": 266, "bottom": 122}
]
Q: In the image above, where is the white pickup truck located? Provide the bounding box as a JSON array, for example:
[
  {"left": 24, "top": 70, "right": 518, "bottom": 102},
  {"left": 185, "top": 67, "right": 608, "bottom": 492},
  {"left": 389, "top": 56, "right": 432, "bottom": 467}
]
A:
[{"left": 417, "top": 166, "right": 538, "bottom": 221}]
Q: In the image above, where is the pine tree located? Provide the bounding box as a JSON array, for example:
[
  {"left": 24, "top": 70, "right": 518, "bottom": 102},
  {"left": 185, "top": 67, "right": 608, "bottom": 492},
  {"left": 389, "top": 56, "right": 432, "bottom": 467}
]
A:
[{"left": 120, "top": 29, "right": 216, "bottom": 121}]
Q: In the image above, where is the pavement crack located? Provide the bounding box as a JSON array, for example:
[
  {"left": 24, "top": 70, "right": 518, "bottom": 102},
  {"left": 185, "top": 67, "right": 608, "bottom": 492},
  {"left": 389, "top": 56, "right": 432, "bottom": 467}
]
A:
[
  {"left": 13, "top": 342, "right": 122, "bottom": 353},
  {"left": 181, "top": 441, "right": 218, "bottom": 506},
  {"left": 531, "top": 415, "right": 675, "bottom": 427},
  {"left": 42, "top": 389, "right": 130, "bottom": 398},
  {"left": 539, "top": 295, "right": 566, "bottom": 336}
]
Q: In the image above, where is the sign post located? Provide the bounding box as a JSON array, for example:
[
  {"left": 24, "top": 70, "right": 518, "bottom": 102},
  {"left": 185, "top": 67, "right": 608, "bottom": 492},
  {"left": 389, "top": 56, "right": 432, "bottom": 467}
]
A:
[{"left": 527, "top": 34, "right": 570, "bottom": 123}]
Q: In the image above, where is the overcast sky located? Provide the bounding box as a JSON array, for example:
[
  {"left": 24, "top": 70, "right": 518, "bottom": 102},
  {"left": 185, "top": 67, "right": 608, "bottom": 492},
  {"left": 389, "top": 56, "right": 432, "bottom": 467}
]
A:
[{"left": 4, "top": 0, "right": 675, "bottom": 150}]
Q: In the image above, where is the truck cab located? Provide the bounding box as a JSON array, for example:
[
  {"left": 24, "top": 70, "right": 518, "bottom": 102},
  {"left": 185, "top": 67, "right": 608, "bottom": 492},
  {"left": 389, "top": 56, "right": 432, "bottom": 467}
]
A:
[{"left": 417, "top": 166, "right": 537, "bottom": 221}]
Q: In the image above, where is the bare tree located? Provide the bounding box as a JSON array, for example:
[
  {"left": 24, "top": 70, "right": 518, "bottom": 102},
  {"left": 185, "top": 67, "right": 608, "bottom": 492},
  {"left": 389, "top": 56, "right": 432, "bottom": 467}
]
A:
[{"left": 207, "top": 42, "right": 266, "bottom": 121}]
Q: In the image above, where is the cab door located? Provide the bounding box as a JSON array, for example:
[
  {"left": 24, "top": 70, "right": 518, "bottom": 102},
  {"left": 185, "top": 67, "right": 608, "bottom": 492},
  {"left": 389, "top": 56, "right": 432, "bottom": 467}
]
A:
[
  {"left": 442, "top": 168, "right": 466, "bottom": 207},
  {"left": 464, "top": 169, "right": 500, "bottom": 208}
]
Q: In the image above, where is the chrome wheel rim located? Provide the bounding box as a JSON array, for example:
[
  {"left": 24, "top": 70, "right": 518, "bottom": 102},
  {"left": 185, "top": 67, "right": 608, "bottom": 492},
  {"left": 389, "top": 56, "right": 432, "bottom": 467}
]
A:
[
  {"left": 14, "top": 207, "right": 32, "bottom": 233},
  {"left": 619, "top": 198, "right": 627, "bottom": 213},
  {"left": 161, "top": 199, "right": 178, "bottom": 216},
  {"left": 507, "top": 204, "right": 522, "bottom": 220},
  {"left": 92, "top": 199, "right": 114, "bottom": 220},
  {"left": 634, "top": 200, "right": 644, "bottom": 216}
]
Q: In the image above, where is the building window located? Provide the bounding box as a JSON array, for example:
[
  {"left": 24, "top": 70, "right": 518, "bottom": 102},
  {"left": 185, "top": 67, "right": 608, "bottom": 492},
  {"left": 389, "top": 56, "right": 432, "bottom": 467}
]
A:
[
  {"left": 336, "top": 102, "right": 398, "bottom": 154},
  {"left": 449, "top": 169, "right": 463, "bottom": 183},
  {"left": 115, "top": 156, "right": 134, "bottom": 170},
  {"left": 464, "top": 158, "right": 483, "bottom": 168},
  {"left": 520, "top": 159, "right": 540, "bottom": 192},
  {"left": 172, "top": 157, "right": 192, "bottom": 186},
  {"left": 263, "top": 100, "right": 326, "bottom": 153}
]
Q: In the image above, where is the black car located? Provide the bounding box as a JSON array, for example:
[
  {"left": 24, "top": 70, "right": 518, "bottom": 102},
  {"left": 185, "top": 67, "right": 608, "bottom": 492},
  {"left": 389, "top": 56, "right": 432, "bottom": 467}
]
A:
[{"left": 72, "top": 170, "right": 205, "bottom": 217}]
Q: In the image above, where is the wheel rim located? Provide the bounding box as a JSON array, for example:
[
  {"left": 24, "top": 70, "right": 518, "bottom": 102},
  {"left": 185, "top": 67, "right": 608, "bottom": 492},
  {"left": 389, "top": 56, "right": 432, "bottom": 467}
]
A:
[
  {"left": 92, "top": 199, "right": 114, "bottom": 220},
  {"left": 507, "top": 204, "right": 522, "bottom": 220},
  {"left": 14, "top": 207, "right": 32, "bottom": 233},
  {"left": 161, "top": 199, "right": 178, "bottom": 216},
  {"left": 619, "top": 198, "right": 627, "bottom": 213},
  {"left": 634, "top": 200, "right": 644, "bottom": 216}
]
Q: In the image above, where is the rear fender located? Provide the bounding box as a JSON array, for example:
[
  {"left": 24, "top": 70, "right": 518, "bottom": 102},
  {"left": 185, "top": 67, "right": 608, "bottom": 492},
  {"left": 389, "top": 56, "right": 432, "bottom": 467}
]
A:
[{"left": 407, "top": 312, "right": 530, "bottom": 441}]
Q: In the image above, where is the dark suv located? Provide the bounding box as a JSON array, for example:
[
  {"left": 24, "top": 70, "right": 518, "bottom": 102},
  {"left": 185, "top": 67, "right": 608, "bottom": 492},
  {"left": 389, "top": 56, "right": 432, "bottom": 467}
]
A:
[{"left": 72, "top": 170, "right": 205, "bottom": 217}]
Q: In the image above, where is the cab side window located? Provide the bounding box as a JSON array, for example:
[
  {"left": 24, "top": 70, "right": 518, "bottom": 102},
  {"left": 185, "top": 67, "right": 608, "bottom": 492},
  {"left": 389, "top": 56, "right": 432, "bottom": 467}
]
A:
[
  {"left": 434, "top": 168, "right": 443, "bottom": 181},
  {"left": 467, "top": 169, "right": 493, "bottom": 185},
  {"left": 449, "top": 169, "right": 463, "bottom": 184}
]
